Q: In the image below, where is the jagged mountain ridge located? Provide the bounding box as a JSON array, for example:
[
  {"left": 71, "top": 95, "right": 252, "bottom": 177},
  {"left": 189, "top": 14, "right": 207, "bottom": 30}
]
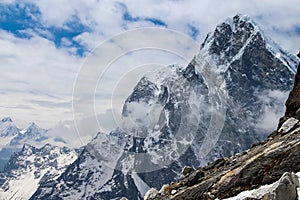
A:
[
  {"left": 0, "top": 118, "right": 67, "bottom": 171},
  {"left": 10, "top": 122, "right": 49, "bottom": 145},
  {"left": 0, "top": 143, "right": 79, "bottom": 200},
  {"left": 145, "top": 53, "right": 300, "bottom": 200},
  {"left": 31, "top": 14, "right": 298, "bottom": 200}
]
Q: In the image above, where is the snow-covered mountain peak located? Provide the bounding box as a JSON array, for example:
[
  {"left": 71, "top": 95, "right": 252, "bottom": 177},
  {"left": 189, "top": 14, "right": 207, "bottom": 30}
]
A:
[
  {"left": 0, "top": 119, "right": 72, "bottom": 172},
  {"left": 144, "top": 65, "right": 180, "bottom": 82},
  {"left": 124, "top": 65, "right": 184, "bottom": 106},
  {"left": 21, "top": 143, "right": 35, "bottom": 151},
  {"left": 201, "top": 14, "right": 259, "bottom": 50},
  {"left": 0, "top": 117, "right": 16, "bottom": 130},
  {"left": 225, "top": 14, "right": 258, "bottom": 31},
  {"left": 1, "top": 117, "right": 13, "bottom": 123},
  {"left": 20, "top": 122, "right": 47, "bottom": 138},
  {"left": 199, "top": 14, "right": 298, "bottom": 74},
  {"left": 24, "top": 122, "right": 42, "bottom": 131},
  {"left": 0, "top": 117, "right": 19, "bottom": 138}
]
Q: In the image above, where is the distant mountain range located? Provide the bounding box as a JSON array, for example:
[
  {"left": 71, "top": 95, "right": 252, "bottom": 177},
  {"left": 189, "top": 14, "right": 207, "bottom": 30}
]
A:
[
  {"left": 0, "top": 117, "right": 67, "bottom": 170},
  {"left": 0, "top": 143, "right": 79, "bottom": 200}
]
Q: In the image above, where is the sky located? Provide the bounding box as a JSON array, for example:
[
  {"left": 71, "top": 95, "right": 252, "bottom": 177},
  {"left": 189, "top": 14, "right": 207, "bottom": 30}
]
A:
[{"left": 0, "top": 0, "right": 300, "bottom": 142}]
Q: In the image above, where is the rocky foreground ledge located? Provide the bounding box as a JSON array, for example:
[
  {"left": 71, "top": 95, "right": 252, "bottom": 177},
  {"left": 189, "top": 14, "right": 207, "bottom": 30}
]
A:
[{"left": 144, "top": 55, "right": 300, "bottom": 200}]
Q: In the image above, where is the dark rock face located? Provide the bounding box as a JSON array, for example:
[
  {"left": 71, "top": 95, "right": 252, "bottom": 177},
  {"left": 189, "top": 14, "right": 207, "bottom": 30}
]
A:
[{"left": 285, "top": 53, "right": 300, "bottom": 119}]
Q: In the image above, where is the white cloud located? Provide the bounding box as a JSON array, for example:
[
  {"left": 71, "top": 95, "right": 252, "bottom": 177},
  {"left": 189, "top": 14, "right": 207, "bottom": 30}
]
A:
[
  {"left": 256, "top": 90, "right": 289, "bottom": 133},
  {"left": 0, "top": 92, "right": 73, "bottom": 129},
  {"left": 48, "top": 109, "right": 120, "bottom": 147},
  {"left": 0, "top": 30, "right": 82, "bottom": 128}
]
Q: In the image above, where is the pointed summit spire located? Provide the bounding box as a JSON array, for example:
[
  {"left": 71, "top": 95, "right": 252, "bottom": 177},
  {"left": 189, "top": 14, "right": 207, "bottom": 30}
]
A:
[
  {"left": 29, "top": 122, "right": 36, "bottom": 126},
  {"left": 25, "top": 122, "right": 41, "bottom": 130},
  {"left": 1, "top": 117, "right": 13, "bottom": 123},
  {"left": 198, "top": 14, "right": 298, "bottom": 74}
]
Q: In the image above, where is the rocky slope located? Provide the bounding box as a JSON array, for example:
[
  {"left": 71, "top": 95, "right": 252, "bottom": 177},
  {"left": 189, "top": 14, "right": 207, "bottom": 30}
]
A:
[
  {"left": 0, "top": 144, "right": 78, "bottom": 200},
  {"left": 145, "top": 53, "right": 300, "bottom": 200},
  {"left": 31, "top": 14, "right": 298, "bottom": 200}
]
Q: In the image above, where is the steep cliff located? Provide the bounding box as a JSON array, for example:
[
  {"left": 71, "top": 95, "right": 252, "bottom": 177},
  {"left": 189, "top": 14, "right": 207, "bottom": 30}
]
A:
[{"left": 145, "top": 53, "right": 300, "bottom": 200}]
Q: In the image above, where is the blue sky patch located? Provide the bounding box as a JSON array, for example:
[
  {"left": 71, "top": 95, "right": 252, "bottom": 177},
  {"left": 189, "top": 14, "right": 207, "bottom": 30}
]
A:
[
  {"left": 187, "top": 24, "right": 199, "bottom": 40},
  {"left": 0, "top": 2, "right": 90, "bottom": 56},
  {"left": 144, "top": 18, "right": 167, "bottom": 27},
  {"left": 117, "top": 2, "right": 167, "bottom": 28},
  {"left": 0, "top": 3, "right": 40, "bottom": 39}
]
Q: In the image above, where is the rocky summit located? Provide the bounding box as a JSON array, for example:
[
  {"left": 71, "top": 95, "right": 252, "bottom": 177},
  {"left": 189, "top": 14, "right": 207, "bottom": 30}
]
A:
[
  {"left": 30, "top": 14, "right": 299, "bottom": 200},
  {"left": 144, "top": 54, "right": 300, "bottom": 200}
]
